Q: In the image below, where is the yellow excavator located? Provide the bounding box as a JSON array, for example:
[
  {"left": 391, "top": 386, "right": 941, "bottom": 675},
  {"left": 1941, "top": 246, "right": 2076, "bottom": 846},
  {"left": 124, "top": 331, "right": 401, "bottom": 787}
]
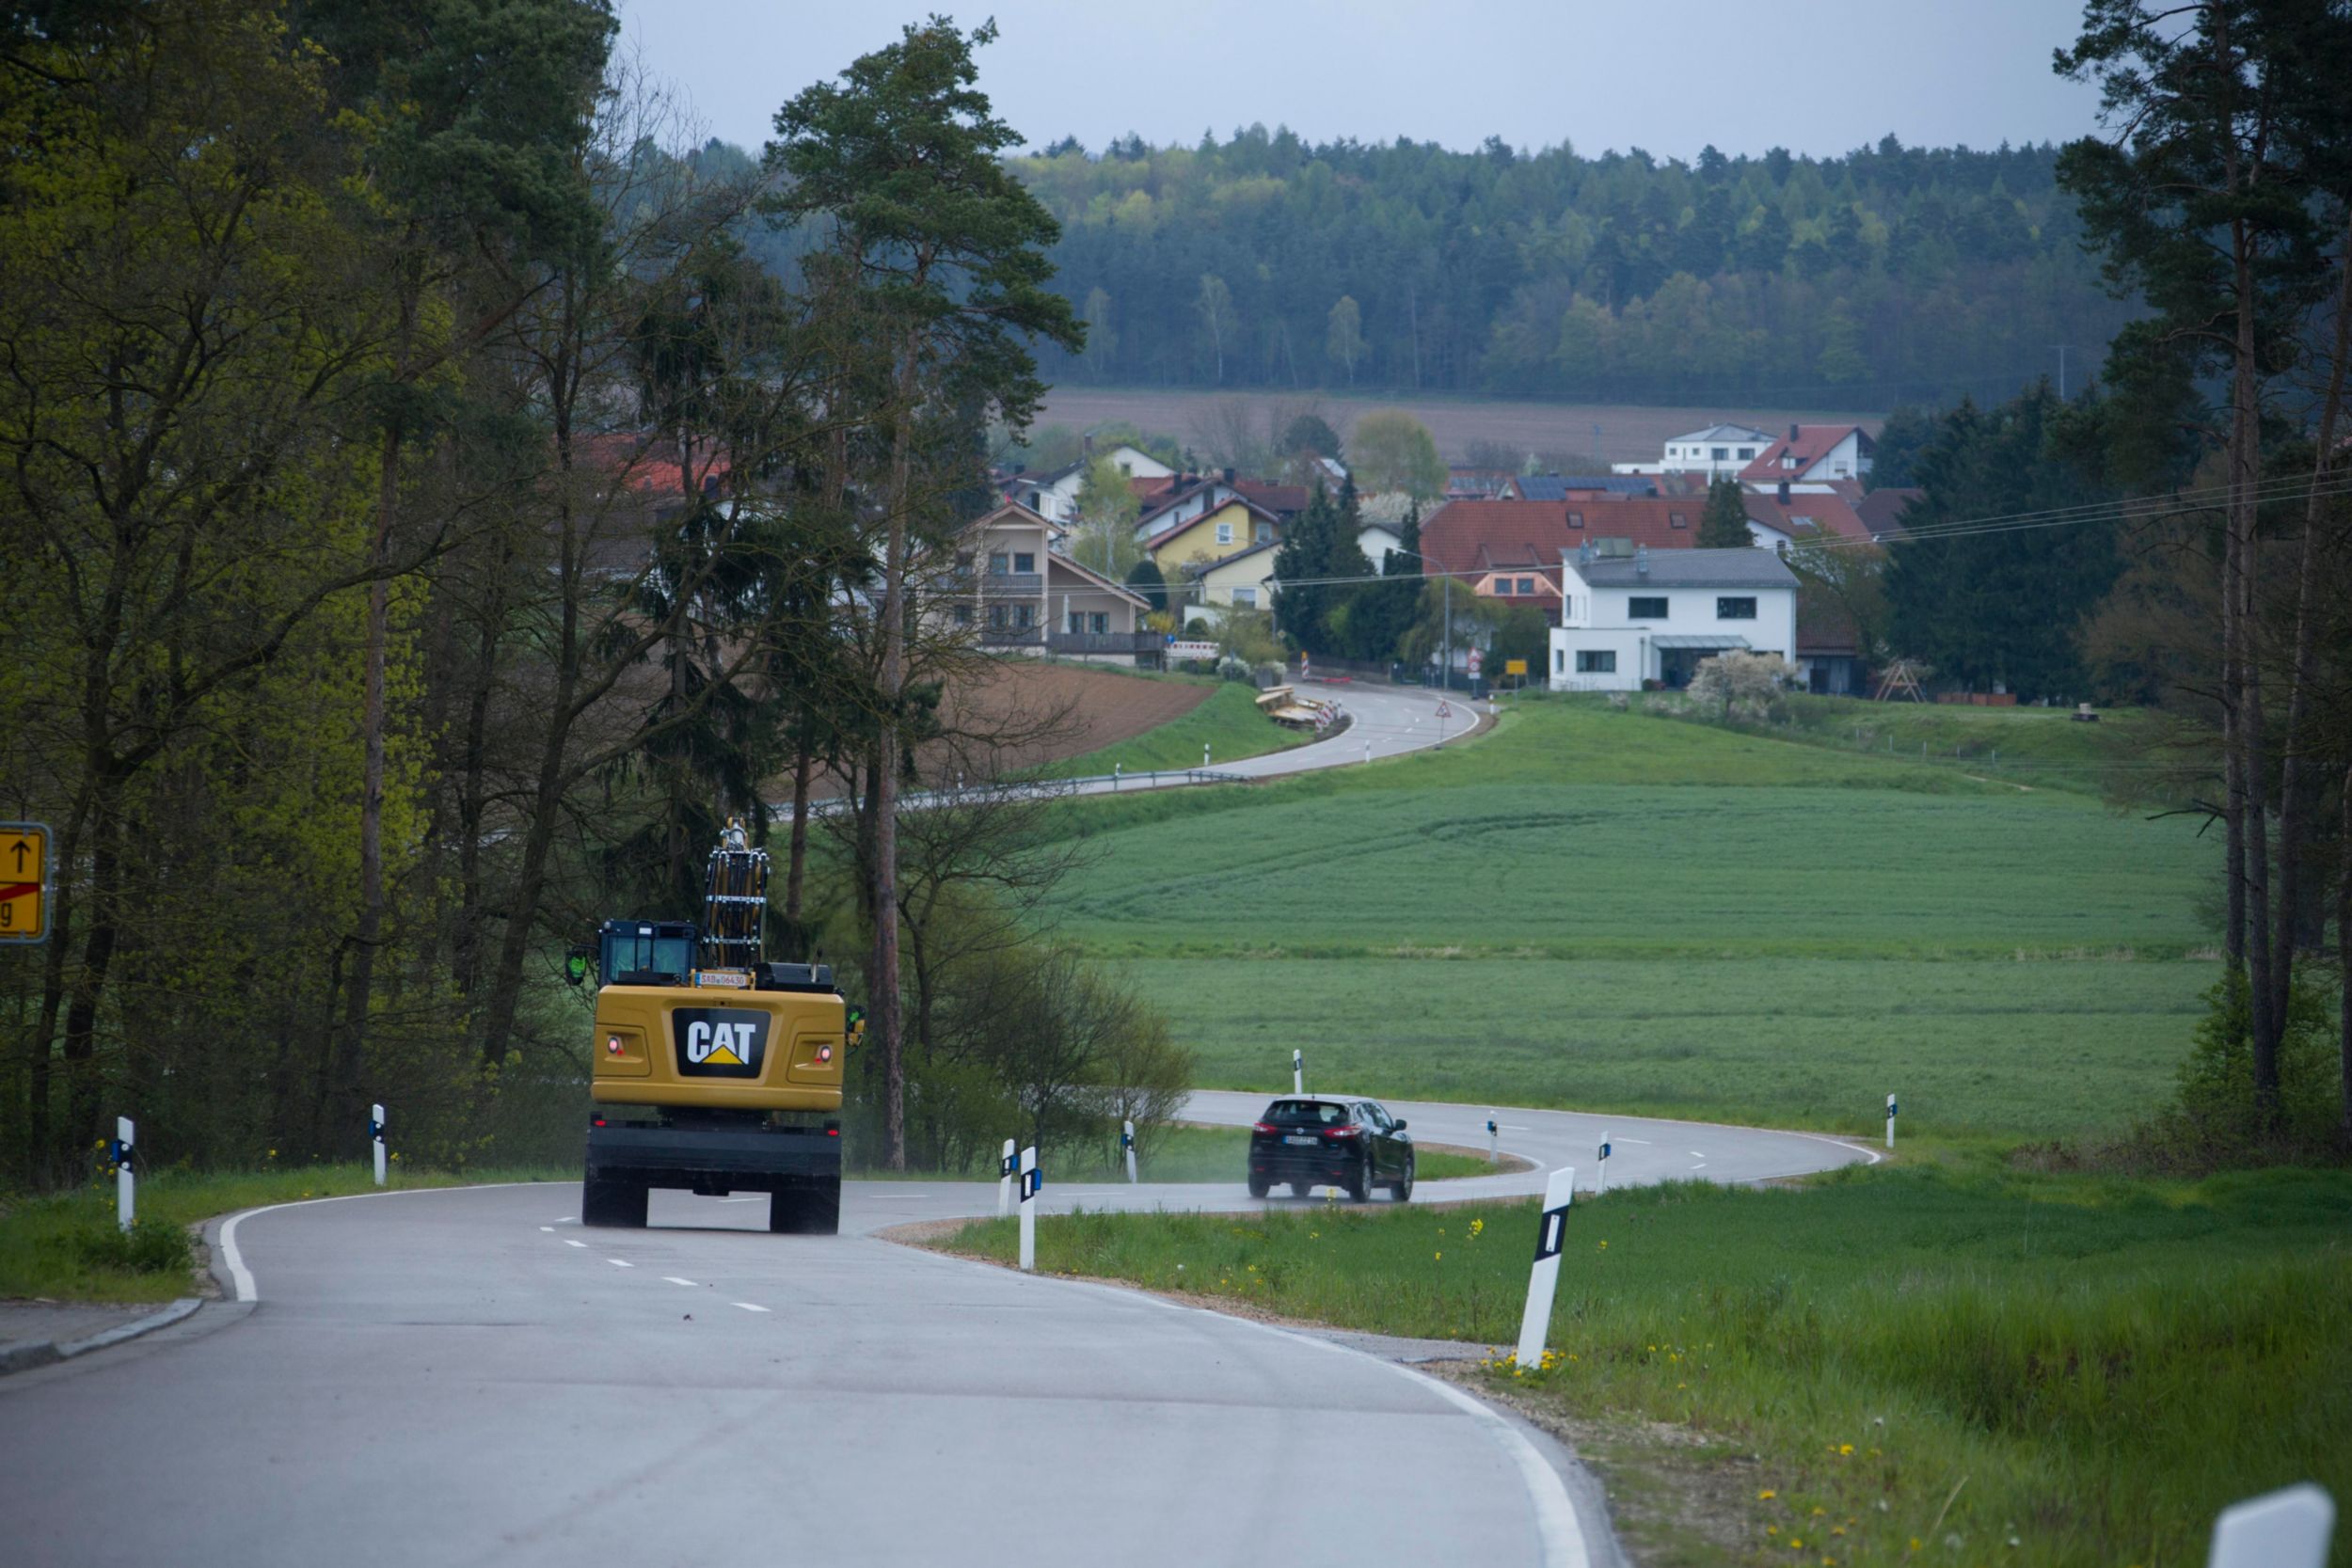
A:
[{"left": 568, "top": 821, "right": 862, "bottom": 1232}]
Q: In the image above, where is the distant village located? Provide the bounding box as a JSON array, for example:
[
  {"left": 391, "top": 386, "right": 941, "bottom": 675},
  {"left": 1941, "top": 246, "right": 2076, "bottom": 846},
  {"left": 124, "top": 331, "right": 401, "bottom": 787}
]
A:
[{"left": 972, "top": 420, "right": 1913, "bottom": 698}]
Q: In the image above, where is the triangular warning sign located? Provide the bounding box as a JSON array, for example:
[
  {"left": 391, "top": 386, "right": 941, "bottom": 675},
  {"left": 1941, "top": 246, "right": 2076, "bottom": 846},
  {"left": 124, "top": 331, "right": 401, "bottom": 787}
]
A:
[{"left": 704, "top": 1044, "right": 745, "bottom": 1066}]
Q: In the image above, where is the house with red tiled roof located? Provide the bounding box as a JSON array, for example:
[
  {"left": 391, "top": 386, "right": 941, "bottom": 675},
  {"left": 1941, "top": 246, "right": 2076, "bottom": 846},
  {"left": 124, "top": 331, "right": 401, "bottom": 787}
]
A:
[{"left": 1738, "top": 423, "right": 1875, "bottom": 486}]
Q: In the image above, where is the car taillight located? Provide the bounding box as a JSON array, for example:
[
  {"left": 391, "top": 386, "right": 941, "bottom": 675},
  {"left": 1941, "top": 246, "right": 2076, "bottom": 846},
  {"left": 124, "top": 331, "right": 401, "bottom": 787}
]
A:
[
  {"left": 1252, "top": 1121, "right": 1278, "bottom": 1135},
  {"left": 1326, "top": 1125, "right": 1360, "bottom": 1138}
]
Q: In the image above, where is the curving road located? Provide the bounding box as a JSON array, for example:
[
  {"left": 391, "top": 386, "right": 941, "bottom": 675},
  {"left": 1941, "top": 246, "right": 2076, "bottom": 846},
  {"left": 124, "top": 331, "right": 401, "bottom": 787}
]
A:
[{"left": 0, "top": 1088, "right": 1867, "bottom": 1568}]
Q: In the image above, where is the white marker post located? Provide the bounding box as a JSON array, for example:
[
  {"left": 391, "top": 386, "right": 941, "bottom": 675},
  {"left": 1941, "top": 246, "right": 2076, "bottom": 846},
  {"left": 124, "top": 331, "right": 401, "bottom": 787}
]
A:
[
  {"left": 1016, "top": 1146, "right": 1040, "bottom": 1272},
  {"left": 1597, "top": 1134, "right": 1612, "bottom": 1196},
  {"left": 1513, "top": 1166, "right": 1575, "bottom": 1370},
  {"left": 114, "top": 1116, "right": 135, "bottom": 1232},
  {"left": 2208, "top": 1483, "right": 2335, "bottom": 1568},
  {"left": 1292, "top": 1049, "right": 1304, "bottom": 1095},
  {"left": 1201, "top": 743, "right": 1211, "bottom": 768},
  {"left": 371, "top": 1102, "right": 388, "bottom": 1187},
  {"left": 996, "top": 1137, "right": 1016, "bottom": 1218},
  {"left": 1886, "top": 1092, "right": 1898, "bottom": 1152},
  {"left": 1113, "top": 763, "right": 1121, "bottom": 791},
  {"left": 1486, "top": 1116, "right": 1499, "bottom": 1164},
  {"left": 1121, "top": 1119, "right": 1137, "bottom": 1184}
]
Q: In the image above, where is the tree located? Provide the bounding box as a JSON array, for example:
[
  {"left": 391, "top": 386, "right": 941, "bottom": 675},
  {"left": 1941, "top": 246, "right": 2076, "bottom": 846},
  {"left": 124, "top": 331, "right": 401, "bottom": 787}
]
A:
[
  {"left": 1326, "top": 294, "right": 1365, "bottom": 384},
  {"left": 1270, "top": 481, "right": 1372, "bottom": 657},
  {"left": 1069, "top": 454, "right": 1141, "bottom": 576},
  {"left": 1195, "top": 272, "right": 1236, "bottom": 384},
  {"left": 1870, "top": 404, "right": 1939, "bottom": 489},
  {"left": 1279, "top": 412, "right": 1343, "bottom": 461},
  {"left": 1698, "top": 478, "right": 1754, "bottom": 548},
  {"left": 770, "top": 19, "right": 1082, "bottom": 1168},
  {"left": 1081, "top": 285, "right": 1116, "bottom": 380},
  {"left": 2058, "top": 0, "right": 2348, "bottom": 1122},
  {"left": 1349, "top": 409, "right": 1447, "bottom": 499},
  {"left": 1883, "top": 386, "right": 2120, "bottom": 702},
  {"left": 1123, "top": 558, "right": 1169, "bottom": 613}
]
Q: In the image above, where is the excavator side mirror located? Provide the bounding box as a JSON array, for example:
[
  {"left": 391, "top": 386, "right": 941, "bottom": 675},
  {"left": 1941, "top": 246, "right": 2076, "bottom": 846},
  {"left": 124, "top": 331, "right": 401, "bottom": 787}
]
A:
[
  {"left": 564, "top": 946, "right": 593, "bottom": 988},
  {"left": 845, "top": 1004, "right": 866, "bottom": 1045}
]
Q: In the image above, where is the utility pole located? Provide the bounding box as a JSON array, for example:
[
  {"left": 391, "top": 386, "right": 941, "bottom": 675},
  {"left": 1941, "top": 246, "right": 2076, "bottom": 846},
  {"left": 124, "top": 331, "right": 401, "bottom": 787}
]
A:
[{"left": 2050, "top": 344, "right": 2073, "bottom": 401}]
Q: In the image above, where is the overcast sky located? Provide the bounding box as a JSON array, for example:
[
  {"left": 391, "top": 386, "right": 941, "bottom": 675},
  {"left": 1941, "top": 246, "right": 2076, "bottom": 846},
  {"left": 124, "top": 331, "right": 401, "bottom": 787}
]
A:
[{"left": 613, "top": 0, "right": 2107, "bottom": 162}]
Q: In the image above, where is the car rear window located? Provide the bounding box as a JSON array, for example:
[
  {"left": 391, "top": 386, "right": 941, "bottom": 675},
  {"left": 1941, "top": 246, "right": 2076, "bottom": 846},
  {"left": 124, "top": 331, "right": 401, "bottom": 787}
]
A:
[{"left": 1264, "top": 1100, "right": 1350, "bottom": 1126}]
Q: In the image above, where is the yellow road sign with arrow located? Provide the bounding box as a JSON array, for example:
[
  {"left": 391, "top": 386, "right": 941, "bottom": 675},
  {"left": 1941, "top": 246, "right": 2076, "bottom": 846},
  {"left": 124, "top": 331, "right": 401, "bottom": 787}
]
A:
[{"left": 1, "top": 822, "right": 50, "bottom": 944}]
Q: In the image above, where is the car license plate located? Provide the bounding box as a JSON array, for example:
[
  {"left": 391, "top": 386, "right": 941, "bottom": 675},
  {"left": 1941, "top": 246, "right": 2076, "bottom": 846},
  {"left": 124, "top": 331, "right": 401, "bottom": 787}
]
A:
[{"left": 1283, "top": 1134, "right": 1317, "bottom": 1147}]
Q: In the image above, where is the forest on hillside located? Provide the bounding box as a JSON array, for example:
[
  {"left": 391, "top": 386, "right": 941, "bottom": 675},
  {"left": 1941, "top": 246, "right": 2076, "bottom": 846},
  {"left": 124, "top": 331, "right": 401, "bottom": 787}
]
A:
[{"left": 973, "top": 131, "right": 2128, "bottom": 410}]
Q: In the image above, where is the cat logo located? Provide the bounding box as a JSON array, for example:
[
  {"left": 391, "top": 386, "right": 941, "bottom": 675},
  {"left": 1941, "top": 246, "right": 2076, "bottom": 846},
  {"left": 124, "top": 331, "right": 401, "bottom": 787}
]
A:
[{"left": 673, "top": 1008, "right": 769, "bottom": 1079}]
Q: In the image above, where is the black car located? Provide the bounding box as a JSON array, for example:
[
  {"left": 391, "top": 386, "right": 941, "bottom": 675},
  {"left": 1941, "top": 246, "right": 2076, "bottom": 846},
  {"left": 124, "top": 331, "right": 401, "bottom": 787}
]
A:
[{"left": 1248, "top": 1097, "right": 1413, "bottom": 1202}]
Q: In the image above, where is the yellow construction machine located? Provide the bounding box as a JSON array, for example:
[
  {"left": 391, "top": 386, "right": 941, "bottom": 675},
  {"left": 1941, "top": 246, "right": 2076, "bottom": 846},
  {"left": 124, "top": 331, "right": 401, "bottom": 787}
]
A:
[{"left": 567, "top": 822, "right": 862, "bottom": 1232}]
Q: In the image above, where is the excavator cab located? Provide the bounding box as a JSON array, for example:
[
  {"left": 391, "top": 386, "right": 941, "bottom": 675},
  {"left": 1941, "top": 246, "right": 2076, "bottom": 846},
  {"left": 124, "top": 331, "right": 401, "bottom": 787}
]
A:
[{"left": 591, "top": 921, "right": 698, "bottom": 987}]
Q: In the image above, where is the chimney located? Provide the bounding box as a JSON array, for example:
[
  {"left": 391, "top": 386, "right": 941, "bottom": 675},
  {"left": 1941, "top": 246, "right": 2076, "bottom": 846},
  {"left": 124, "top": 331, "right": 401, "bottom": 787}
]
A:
[
  {"left": 1777, "top": 478, "right": 1790, "bottom": 504},
  {"left": 1636, "top": 543, "right": 1649, "bottom": 577},
  {"left": 1788, "top": 422, "right": 1800, "bottom": 442},
  {"left": 1223, "top": 467, "right": 1236, "bottom": 485},
  {"left": 1578, "top": 540, "right": 1593, "bottom": 567}
]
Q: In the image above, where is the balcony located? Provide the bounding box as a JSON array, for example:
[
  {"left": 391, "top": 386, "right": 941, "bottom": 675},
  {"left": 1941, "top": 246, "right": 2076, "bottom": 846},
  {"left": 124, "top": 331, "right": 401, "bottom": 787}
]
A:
[
  {"left": 945, "top": 570, "right": 1043, "bottom": 596},
  {"left": 1047, "top": 630, "right": 1162, "bottom": 656},
  {"left": 977, "top": 626, "right": 1044, "bottom": 647}
]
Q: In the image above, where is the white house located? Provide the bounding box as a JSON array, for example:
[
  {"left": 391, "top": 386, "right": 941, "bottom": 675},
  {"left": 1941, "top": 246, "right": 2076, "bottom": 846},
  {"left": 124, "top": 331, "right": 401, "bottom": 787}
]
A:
[
  {"left": 1547, "top": 545, "right": 1799, "bottom": 692},
  {"left": 1014, "top": 441, "right": 1174, "bottom": 524},
  {"left": 1610, "top": 422, "right": 1773, "bottom": 479},
  {"left": 1737, "top": 423, "right": 1874, "bottom": 486}
]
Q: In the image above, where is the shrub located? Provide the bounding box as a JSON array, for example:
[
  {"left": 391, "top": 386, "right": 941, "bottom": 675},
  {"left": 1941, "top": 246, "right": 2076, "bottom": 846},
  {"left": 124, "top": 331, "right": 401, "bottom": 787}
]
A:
[{"left": 76, "top": 1216, "right": 192, "bottom": 1275}]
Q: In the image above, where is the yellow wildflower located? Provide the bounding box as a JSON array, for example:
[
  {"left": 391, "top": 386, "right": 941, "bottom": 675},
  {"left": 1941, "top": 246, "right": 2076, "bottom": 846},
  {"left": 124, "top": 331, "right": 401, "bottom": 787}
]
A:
[{"left": 1758, "top": 1490, "right": 1777, "bottom": 1500}]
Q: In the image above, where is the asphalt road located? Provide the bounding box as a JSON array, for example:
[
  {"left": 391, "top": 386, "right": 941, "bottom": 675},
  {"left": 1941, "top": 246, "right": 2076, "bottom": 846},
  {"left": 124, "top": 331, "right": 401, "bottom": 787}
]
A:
[{"left": 0, "top": 1090, "right": 1865, "bottom": 1568}]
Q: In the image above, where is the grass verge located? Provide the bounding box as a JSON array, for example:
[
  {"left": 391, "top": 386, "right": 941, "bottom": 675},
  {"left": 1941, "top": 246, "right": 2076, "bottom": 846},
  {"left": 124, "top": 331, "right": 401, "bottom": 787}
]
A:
[
  {"left": 0, "top": 1164, "right": 573, "bottom": 1304},
  {"left": 927, "top": 1161, "right": 2352, "bottom": 1568},
  {"left": 1036, "top": 678, "right": 1310, "bottom": 778}
]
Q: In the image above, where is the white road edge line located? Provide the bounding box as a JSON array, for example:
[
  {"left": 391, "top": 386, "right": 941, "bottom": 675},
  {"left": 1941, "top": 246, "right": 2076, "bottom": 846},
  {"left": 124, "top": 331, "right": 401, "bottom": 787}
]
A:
[
  {"left": 731, "top": 1302, "right": 771, "bottom": 1313},
  {"left": 215, "top": 1180, "right": 552, "bottom": 1304},
  {"left": 967, "top": 1260, "right": 1591, "bottom": 1568}
]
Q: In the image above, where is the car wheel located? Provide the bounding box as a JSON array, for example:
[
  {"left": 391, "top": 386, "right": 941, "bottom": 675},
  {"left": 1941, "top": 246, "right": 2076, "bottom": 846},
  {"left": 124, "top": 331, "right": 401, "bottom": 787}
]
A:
[
  {"left": 1390, "top": 1152, "right": 1415, "bottom": 1202},
  {"left": 1248, "top": 1174, "right": 1270, "bottom": 1199},
  {"left": 1347, "top": 1154, "right": 1372, "bottom": 1203},
  {"left": 1289, "top": 1180, "right": 1313, "bottom": 1198}
]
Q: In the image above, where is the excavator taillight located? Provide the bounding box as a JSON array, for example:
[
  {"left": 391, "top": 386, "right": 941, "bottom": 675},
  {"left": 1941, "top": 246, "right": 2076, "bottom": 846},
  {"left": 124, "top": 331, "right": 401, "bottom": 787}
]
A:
[
  {"left": 605, "top": 1036, "right": 623, "bottom": 1054},
  {"left": 817, "top": 1044, "right": 834, "bottom": 1064}
]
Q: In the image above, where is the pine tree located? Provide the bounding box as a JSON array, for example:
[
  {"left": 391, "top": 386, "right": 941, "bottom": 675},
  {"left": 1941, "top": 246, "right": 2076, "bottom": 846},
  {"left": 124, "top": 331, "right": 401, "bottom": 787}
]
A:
[{"left": 1697, "top": 478, "right": 1753, "bottom": 548}]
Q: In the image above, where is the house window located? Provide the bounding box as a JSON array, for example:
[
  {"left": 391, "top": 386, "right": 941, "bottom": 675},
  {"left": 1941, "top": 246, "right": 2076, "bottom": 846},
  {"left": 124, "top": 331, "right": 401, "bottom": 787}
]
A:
[
  {"left": 1012, "top": 552, "right": 1035, "bottom": 574},
  {"left": 988, "top": 604, "right": 1008, "bottom": 627},
  {"left": 1517, "top": 578, "right": 1536, "bottom": 595},
  {"left": 1711, "top": 447, "right": 1729, "bottom": 460},
  {"left": 1739, "top": 448, "right": 1755, "bottom": 458},
  {"left": 1567, "top": 512, "right": 1584, "bottom": 529},
  {"left": 952, "top": 603, "right": 973, "bottom": 626},
  {"left": 989, "top": 552, "right": 1009, "bottom": 575},
  {"left": 1554, "top": 648, "right": 1565, "bottom": 673},
  {"left": 1670, "top": 513, "right": 1688, "bottom": 529},
  {"left": 1629, "top": 595, "right": 1667, "bottom": 619},
  {"left": 1255, "top": 521, "right": 1273, "bottom": 543},
  {"left": 1717, "top": 596, "right": 1757, "bottom": 620},
  {"left": 1089, "top": 612, "right": 1108, "bottom": 634},
  {"left": 1782, "top": 454, "right": 1798, "bottom": 469},
  {"left": 1232, "top": 587, "right": 1257, "bottom": 608},
  {"left": 1577, "top": 650, "right": 1616, "bottom": 673},
  {"left": 1216, "top": 521, "right": 1234, "bottom": 545},
  {"left": 1014, "top": 604, "right": 1034, "bottom": 628}
]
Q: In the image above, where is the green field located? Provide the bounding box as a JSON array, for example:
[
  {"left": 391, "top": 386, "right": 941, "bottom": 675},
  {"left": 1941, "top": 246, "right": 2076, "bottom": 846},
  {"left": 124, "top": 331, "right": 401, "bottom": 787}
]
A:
[
  {"left": 1115, "top": 957, "right": 2209, "bottom": 1136},
  {"left": 1039, "top": 702, "right": 2218, "bottom": 1139},
  {"left": 1037, "top": 677, "right": 1308, "bottom": 779},
  {"left": 937, "top": 1164, "right": 2352, "bottom": 1568}
]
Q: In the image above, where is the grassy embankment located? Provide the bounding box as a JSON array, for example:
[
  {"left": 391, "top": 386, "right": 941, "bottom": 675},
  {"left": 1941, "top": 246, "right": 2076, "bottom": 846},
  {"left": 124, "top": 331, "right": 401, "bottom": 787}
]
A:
[
  {"left": 1, "top": 1163, "right": 573, "bottom": 1305},
  {"left": 941, "top": 1162, "right": 2351, "bottom": 1568},
  {"left": 922, "top": 699, "right": 2348, "bottom": 1565},
  {"left": 1034, "top": 675, "right": 1310, "bottom": 779}
]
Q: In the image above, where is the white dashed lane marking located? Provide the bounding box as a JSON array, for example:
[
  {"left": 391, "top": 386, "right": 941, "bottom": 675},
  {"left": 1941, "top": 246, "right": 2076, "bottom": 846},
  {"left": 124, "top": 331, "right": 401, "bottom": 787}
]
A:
[
  {"left": 662, "top": 1276, "right": 698, "bottom": 1288},
  {"left": 732, "top": 1303, "right": 771, "bottom": 1314},
  {"left": 539, "top": 1226, "right": 554, "bottom": 1232},
  {"left": 607, "top": 1259, "right": 633, "bottom": 1268},
  {"left": 564, "top": 1240, "right": 587, "bottom": 1249}
]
